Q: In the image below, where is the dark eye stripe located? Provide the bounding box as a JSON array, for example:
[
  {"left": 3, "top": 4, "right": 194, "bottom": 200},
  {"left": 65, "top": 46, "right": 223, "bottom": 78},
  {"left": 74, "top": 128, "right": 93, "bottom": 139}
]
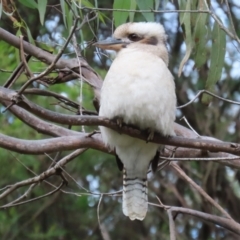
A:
[
  {"left": 146, "top": 37, "right": 158, "bottom": 45},
  {"left": 128, "top": 34, "right": 142, "bottom": 42}
]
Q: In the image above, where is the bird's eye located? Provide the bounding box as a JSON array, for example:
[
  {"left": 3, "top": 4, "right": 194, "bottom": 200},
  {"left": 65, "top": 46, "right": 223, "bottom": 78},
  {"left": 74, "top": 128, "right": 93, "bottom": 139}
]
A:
[{"left": 128, "top": 34, "right": 141, "bottom": 42}]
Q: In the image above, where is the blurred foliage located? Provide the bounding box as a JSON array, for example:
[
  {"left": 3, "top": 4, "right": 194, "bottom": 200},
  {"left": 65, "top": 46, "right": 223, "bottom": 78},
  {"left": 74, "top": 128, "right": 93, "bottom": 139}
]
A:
[{"left": 0, "top": 0, "right": 240, "bottom": 239}]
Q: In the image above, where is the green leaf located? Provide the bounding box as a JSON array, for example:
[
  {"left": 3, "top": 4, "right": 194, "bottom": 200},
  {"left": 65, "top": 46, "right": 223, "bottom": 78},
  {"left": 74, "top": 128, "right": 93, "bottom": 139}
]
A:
[
  {"left": 193, "top": 14, "right": 208, "bottom": 68},
  {"left": 193, "top": 0, "right": 209, "bottom": 68},
  {"left": 60, "top": 0, "right": 67, "bottom": 29},
  {"left": 77, "top": 0, "right": 95, "bottom": 8},
  {"left": 155, "top": 0, "right": 160, "bottom": 10},
  {"left": 26, "top": 26, "right": 35, "bottom": 45},
  {"left": 202, "top": 21, "right": 226, "bottom": 104},
  {"left": 129, "top": 0, "right": 137, "bottom": 22},
  {"left": 135, "top": 0, "right": 154, "bottom": 22},
  {"left": 66, "top": 6, "right": 73, "bottom": 30},
  {"left": 18, "top": 0, "right": 38, "bottom": 9},
  {"left": 113, "top": 0, "right": 131, "bottom": 27},
  {"left": 38, "top": 0, "right": 47, "bottom": 25},
  {"left": 178, "top": 0, "right": 194, "bottom": 77}
]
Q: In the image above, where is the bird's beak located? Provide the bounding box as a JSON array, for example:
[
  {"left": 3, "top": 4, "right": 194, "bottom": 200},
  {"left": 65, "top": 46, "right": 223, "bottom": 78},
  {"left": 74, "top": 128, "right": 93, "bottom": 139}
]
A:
[{"left": 93, "top": 37, "right": 127, "bottom": 51}]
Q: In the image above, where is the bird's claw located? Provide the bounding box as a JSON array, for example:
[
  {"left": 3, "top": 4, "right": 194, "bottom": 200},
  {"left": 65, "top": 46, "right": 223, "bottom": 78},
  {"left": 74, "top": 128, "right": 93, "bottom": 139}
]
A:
[
  {"left": 117, "top": 118, "right": 123, "bottom": 128},
  {"left": 147, "top": 129, "right": 155, "bottom": 143},
  {"left": 113, "top": 116, "right": 123, "bottom": 128}
]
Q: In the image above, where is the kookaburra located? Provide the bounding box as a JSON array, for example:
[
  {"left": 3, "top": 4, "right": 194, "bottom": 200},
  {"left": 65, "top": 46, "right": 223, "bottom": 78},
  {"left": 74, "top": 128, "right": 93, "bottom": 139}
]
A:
[{"left": 94, "top": 22, "right": 176, "bottom": 221}]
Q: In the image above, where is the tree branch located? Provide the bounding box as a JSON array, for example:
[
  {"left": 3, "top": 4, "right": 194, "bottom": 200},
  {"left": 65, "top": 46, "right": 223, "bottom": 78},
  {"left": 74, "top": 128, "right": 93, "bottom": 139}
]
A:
[
  {"left": 170, "top": 162, "right": 232, "bottom": 219},
  {"left": 0, "top": 103, "right": 78, "bottom": 137},
  {"left": 0, "top": 27, "right": 102, "bottom": 98},
  {"left": 1, "top": 87, "right": 240, "bottom": 161},
  {"left": 1, "top": 181, "right": 65, "bottom": 209},
  {"left": 150, "top": 202, "right": 240, "bottom": 235},
  {"left": 0, "top": 149, "right": 86, "bottom": 200},
  {"left": 0, "top": 133, "right": 105, "bottom": 154}
]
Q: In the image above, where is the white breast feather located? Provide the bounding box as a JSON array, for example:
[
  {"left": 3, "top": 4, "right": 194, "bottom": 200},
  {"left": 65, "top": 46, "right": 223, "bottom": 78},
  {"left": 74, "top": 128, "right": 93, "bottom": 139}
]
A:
[{"left": 99, "top": 47, "right": 176, "bottom": 221}]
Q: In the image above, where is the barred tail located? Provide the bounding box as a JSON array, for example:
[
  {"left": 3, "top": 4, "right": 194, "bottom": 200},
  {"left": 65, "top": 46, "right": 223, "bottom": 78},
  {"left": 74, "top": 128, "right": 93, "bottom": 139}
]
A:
[{"left": 122, "top": 169, "right": 148, "bottom": 221}]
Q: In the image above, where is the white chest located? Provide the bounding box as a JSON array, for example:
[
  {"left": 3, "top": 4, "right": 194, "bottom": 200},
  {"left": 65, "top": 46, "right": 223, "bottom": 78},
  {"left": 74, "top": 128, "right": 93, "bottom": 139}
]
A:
[{"left": 99, "top": 50, "right": 176, "bottom": 135}]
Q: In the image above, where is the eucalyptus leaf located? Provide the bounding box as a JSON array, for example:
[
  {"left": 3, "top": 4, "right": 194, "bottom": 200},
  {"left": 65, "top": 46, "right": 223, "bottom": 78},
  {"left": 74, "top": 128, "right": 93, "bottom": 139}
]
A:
[
  {"left": 178, "top": 0, "right": 194, "bottom": 77},
  {"left": 18, "top": 0, "right": 38, "bottom": 9},
  {"left": 78, "top": 0, "right": 95, "bottom": 8},
  {"left": 193, "top": 1, "right": 209, "bottom": 68},
  {"left": 129, "top": 0, "right": 137, "bottom": 22},
  {"left": 26, "top": 26, "right": 35, "bottom": 45},
  {"left": 60, "top": 0, "right": 67, "bottom": 29},
  {"left": 113, "top": 0, "right": 131, "bottom": 27},
  {"left": 38, "top": 0, "right": 47, "bottom": 25},
  {"left": 202, "top": 21, "right": 226, "bottom": 104},
  {"left": 135, "top": 0, "right": 154, "bottom": 22}
]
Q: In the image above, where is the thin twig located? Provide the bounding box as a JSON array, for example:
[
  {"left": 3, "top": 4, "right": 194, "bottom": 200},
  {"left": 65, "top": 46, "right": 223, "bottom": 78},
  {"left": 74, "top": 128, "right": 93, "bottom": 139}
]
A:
[
  {"left": 3, "top": 55, "right": 32, "bottom": 88},
  {"left": 24, "top": 88, "right": 98, "bottom": 114},
  {"left": 209, "top": 11, "right": 240, "bottom": 44},
  {"left": 47, "top": 151, "right": 123, "bottom": 196},
  {"left": 170, "top": 163, "right": 232, "bottom": 219},
  {"left": 160, "top": 156, "right": 240, "bottom": 161},
  {"left": 224, "top": 0, "right": 238, "bottom": 40},
  {"left": 0, "top": 148, "right": 122, "bottom": 202},
  {"left": 0, "top": 181, "right": 64, "bottom": 209},
  {"left": 0, "top": 68, "right": 13, "bottom": 73},
  {"left": 76, "top": 11, "right": 98, "bottom": 31},
  {"left": 149, "top": 202, "right": 240, "bottom": 235},
  {"left": 0, "top": 149, "right": 83, "bottom": 200},
  {"left": 178, "top": 90, "right": 240, "bottom": 109},
  {"left": 17, "top": 17, "right": 80, "bottom": 95},
  {"left": 11, "top": 151, "right": 101, "bottom": 198},
  {"left": 167, "top": 209, "right": 177, "bottom": 240},
  {"left": 73, "top": 5, "right": 210, "bottom": 13},
  {"left": 45, "top": 151, "right": 90, "bottom": 192},
  {"left": 180, "top": 116, "right": 200, "bottom": 137},
  {"left": 71, "top": 14, "right": 94, "bottom": 132},
  {"left": 19, "top": 35, "right": 33, "bottom": 78},
  {"left": 3, "top": 183, "right": 36, "bottom": 206},
  {"left": 96, "top": 194, "right": 112, "bottom": 240},
  {"left": 97, "top": 194, "right": 104, "bottom": 238}
]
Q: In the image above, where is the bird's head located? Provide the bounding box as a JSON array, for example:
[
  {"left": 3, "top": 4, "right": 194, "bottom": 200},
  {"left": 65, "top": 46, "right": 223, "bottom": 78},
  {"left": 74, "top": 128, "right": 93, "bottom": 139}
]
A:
[{"left": 94, "top": 22, "right": 169, "bottom": 65}]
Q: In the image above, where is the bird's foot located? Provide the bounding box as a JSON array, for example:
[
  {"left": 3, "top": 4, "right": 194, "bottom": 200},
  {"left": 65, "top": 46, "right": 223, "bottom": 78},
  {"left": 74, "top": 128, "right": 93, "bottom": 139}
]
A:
[
  {"left": 112, "top": 116, "right": 123, "bottom": 128},
  {"left": 146, "top": 128, "right": 155, "bottom": 143}
]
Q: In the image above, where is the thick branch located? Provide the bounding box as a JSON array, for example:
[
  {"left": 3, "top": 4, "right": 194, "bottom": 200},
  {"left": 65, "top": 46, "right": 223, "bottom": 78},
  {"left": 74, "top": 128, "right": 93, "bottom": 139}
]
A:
[
  {"left": 0, "top": 133, "right": 105, "bottom": 154},
  {"left": 0, "top": 103, "right": 78, "bottom": 138},
  {"left": 1, "top": 87, "right": 240, "bottom": 159}
]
